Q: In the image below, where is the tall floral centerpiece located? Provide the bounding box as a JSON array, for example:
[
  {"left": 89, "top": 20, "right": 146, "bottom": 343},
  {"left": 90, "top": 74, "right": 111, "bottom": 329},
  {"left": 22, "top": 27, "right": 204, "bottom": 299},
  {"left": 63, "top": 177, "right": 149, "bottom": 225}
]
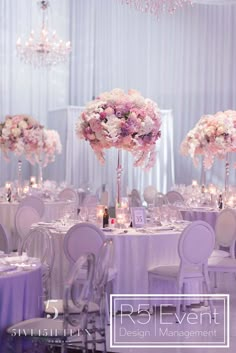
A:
[
  {"left": 180, "top": 110, "right": 236, "bottom": 191},
  {"left": 27, "top": 129, "right": 62, "bottom": 187},
  {"left": 0, "top": 115, "right": 43, "bottom": 195},
  {"left": 76, "top": 88, "right": 162, "bottom": 204}
]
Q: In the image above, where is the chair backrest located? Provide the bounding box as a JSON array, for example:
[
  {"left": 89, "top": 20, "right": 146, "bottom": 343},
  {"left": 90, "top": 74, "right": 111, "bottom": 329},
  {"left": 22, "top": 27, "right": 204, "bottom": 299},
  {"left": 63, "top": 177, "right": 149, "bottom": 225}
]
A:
[
  {"left": 63, "top": 223, "right": 105, "bottom": 264},
  {"left": 143, "top": 186, "right": 157, "bottom": 204},
  {"left": 63, "top": 253, "right": 95, "bottom": 330},
  {"left": 15, "top": 206, "right": 41, "bottom": 241},
  {"left": 178, "top": 221, "right": 215, "bottom": 266},
  {"left": 215, "top": 208, "right": 236, "bottom": 252},
  {"left": 58, "top": 188, "right": 79, "bottom": 205},
  {"left": 166, "top": 190, "right": 184, "bottom": 205},
  {"left": 154, "top": 192, "right": 168, "bottom": 207},
  {"left": 130, "top": 189, "right": 142, "bottom": 207},
  {"left": 0, "top": 223, "right": 10, "bottom": 254},
  {"left": 94, "top": 239, "right": 114, "bottom": 291},
  {"left": 19, "top": 195, "right": 45, "bottom": 218},
  {"left": 19, "top": 226, "right": 55, "bottom": 273},
  {"left": 82, "top": 194, "right": 98, "bottom": 207}
]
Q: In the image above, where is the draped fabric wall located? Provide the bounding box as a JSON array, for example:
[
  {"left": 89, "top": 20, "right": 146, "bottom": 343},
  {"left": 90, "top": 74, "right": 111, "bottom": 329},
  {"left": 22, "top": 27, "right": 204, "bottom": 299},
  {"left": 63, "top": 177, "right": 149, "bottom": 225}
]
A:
[{"left": 1, "top": 0, "right": 236, "bottom": 189}]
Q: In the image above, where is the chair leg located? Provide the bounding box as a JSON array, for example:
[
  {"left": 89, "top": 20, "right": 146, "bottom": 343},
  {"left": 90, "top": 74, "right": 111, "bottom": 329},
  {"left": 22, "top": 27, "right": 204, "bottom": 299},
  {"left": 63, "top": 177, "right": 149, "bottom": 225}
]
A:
[
  {"left": 176, "top": 281, "right": 184, "bottom": 323},
  {"left": 214, "top": 272, "right": 218, "bottom": 289},
  {"left": 105, "top": 292, "right": 110, "bottom": 325},
  {"left": 204, "top": 274, "right": 215, "bottom": 319}
]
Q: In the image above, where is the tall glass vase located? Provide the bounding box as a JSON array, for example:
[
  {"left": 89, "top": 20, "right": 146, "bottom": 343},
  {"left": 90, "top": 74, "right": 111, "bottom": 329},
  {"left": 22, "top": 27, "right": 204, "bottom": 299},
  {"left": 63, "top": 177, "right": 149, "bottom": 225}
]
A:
[
  {"left": 38, "top": 160, "right": 43, "bottom": 189},
  {"left": 17, "top": 159, "right": 23, "bottom": 199},
  {"left": 116, "top": 149, "right": 123, "bottom": 207},
  {"left": 200, "top": 156, "right": 206, "bottom": 191}
]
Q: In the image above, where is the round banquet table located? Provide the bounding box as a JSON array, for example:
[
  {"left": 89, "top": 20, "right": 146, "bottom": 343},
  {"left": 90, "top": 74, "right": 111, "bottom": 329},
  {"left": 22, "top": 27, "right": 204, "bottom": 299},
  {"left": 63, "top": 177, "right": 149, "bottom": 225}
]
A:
[
  {"left": 180, "top": 208, "right": 219, "bottom": 229},
  {"left": 0, "top": 265, "right": 43, "bottom": 336},
  {"left": 0, "top": 200, "right": 75, "bottom": 250},
  {"left": 32, "top": 223, "right": 195, "bottom": 300}
]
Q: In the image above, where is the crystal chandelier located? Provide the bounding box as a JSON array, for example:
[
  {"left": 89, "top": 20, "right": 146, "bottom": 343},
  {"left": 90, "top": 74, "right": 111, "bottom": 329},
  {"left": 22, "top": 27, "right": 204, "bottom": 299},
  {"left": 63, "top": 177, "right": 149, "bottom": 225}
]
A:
[
  {"left": 16, "top": 1, "right": 71, "bottom": 68},
  {"left": 118, "top": 0, "right": 192, "bottom": 18}
]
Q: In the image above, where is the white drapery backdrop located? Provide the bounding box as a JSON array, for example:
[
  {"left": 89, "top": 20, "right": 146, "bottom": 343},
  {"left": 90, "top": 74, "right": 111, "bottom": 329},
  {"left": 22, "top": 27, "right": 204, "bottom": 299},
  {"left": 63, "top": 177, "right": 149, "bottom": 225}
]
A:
[{"left": 1, "top": 0, "right": 236, "bottom": 189}]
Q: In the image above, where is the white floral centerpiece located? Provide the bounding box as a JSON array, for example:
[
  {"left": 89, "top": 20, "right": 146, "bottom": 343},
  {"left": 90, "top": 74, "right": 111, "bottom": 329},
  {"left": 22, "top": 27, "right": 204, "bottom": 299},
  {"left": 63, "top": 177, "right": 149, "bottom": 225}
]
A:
[{"left": 76, "top": 88, "right": 162, "bottom": 170}]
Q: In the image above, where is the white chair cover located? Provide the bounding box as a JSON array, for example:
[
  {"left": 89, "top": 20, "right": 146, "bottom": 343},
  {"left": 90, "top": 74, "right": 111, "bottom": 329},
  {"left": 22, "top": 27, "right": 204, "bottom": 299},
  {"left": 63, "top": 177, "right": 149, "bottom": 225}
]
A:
[
  {"left": 143, "top": 186, "right": 157, "bottom": 204},
  {"left": 19, "top": 196, "right": 45, "bottom": 218}
]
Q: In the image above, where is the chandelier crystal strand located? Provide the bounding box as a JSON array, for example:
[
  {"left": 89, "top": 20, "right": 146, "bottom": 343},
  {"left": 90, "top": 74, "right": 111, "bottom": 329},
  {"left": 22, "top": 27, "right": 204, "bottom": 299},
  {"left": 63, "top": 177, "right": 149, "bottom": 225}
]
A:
[
  {"left": 119, "top": 0, "right": 192, "bottom": 18},
  {"left": 16, "top": 0, "right": 71, "bottom": 68}
]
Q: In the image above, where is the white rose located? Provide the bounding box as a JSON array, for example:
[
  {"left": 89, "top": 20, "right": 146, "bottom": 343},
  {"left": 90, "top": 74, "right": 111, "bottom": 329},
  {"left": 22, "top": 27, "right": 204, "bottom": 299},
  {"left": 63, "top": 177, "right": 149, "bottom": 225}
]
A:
[
  {"left": 19, "top": 120, "right": 28, "bottom": 129},
  {"left": 12, "top": 128, "right": 21, "bottom": 137}
]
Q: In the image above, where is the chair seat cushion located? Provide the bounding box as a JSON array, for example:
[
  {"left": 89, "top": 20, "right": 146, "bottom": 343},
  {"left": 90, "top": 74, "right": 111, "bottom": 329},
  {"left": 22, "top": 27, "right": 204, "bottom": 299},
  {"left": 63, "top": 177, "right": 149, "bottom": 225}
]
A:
[
  {"left": 208, "top": 256, "right": 236, "bottom": 271},
  {"left": 44, "top": 299, "right": 99, "bottom": 315},
  {"left": 7, "top": 317, "right": 78, "bottom": 337},
  {"left": 76, "top": 267, "right": 117, "bottom": 282},
  {"left": 210, "top": 250, "right": 230, "bottom": 258},
  {"left": 148, "top": 265, "right": 203, "bottom": 279}
]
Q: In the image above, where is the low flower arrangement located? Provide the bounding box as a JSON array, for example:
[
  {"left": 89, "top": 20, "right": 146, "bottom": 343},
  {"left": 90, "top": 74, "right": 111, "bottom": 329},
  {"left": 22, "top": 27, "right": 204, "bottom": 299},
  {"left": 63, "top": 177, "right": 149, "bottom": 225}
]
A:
[
  {"left": 180, "top": 110, "right": 236, "bottom": 169},
  {"left": 76, "top": 88, "right": 162, "bottom": 169}
]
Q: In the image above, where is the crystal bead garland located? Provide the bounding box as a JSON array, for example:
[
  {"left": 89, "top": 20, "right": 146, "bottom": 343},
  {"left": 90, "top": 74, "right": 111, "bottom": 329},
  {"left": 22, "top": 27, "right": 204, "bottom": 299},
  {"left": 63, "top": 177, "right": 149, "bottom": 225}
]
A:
[
  {"left": 225, "top": 152, "right": 230, "bottom": 194},
  {"left": 17, "top": 159, "right": 23, "bottom": 198}
]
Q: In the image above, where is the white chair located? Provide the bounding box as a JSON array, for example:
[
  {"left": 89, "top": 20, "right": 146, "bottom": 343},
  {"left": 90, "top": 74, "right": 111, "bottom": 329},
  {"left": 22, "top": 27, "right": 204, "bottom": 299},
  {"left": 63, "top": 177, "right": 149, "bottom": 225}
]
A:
[
  {"left": 45, "top": 239, "right": 114, "bottom": 352},
  {"left": 19, "top": 195, "right": 45, "bottom": 218},
  {"left": 15, "top": 206, "right": 41, "bottom": 246},
  {"left": 148, "top": 221, "right": 215, "bottom": 320},
  {"left": 58, "top": 187, "right": 79, "bottom": 205},
  {"left": 154, "top": 192, "right": 168, "bottom": 207},
  {"left": 64, "top": 223, "right": 105, "bottom": 264},
  {"left": 143, "top": 186, "right": 157, "bottom": 205},
  {"left": 210, "top": 208, "right": 236, "bottom": 259},
  {"left": 166, "top": 190, "right": 185, "bottom": 205},
  {"left": 0, "top": 223, "right": 10, "bottom": 254},
  {"left": 81, "top": 194, "right": 98, "bottom": 207},
  {"left": 7, "top": 253, "right": 95, "bottom": 353},
  {"left": 19, "top": 226, "right": 55, "bottom": 299}
]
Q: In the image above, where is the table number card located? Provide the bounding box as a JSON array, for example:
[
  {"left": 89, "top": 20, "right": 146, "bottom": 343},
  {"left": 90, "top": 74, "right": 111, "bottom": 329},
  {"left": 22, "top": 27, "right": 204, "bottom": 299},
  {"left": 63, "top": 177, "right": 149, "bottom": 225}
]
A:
[{"left": 131, "top": 207, "right": 146, "bottom": 228}]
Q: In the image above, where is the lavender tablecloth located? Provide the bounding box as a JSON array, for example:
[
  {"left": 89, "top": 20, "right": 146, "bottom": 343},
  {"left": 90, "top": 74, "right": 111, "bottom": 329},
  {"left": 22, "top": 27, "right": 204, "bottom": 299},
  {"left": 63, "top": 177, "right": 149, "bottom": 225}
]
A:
[
  {"left": 181, "top": 209, "right": 218, "bottom": 229},
  {"left": 0, "top": 266, "right": 43, "bottom": 335}
]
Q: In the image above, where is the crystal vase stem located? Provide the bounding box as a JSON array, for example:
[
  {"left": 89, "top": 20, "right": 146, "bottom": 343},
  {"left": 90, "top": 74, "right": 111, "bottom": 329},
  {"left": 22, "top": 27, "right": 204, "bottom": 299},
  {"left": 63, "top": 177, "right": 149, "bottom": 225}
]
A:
[
  {"left": 200, "top": 156, "right": 206, "bottom": 187},
  {"left": 116, "top": 149, "right": 122, "bottom": 207},
  {"left": 38, "top": 160, "right": 43, "bottom": 188}
]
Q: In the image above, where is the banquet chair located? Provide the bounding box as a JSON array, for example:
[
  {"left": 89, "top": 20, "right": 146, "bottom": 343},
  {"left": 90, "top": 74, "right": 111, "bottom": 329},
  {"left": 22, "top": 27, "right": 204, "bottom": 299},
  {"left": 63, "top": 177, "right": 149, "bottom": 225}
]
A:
[
  {"left": 148, "top": 221, "right": 215, "bottom": 321},
  {"left": 45, "top": 239, "right": 114, "bottom": 353},
  {"left": 210, "top": 208, "right": 236, "bottom": 259},
  {"left": 165, "top": 190, "right": 185, "bottom": 205},
  {"left": 143, "top": 186, "right": 157, "bottom": 205},
  {"left": 19, "top": 226, "right": 55, "bottom": 299},
  {"left": 58, "top": 187, "right": 79, "bottom": 205},
  {"left": 0, "top": 223, "right": 10, "bottom": 254},
  {"left": 63, "top": 223, "right": 117, "bottom": 323},
  {"left": 15, "top": 206, "right": 41, "bottom": 248},
  {"left": 154, "top": 192, "right": 168, "bottom": 207},
  {"left": 81, "top": 194, "right": 99, "bottom": 207},
  {"left": 19, "top": 195, "right": 45, "bottom": 218},
  {"left": 7, "top": 253, "right": 95, "bottom": 353},
  {"left": 130, "top": 189, "right": 142, "bottom": 207}
]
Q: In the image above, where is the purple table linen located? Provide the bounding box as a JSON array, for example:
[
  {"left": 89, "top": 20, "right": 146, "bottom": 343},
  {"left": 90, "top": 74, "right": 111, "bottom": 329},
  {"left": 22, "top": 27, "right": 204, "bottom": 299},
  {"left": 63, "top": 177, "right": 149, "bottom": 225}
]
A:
[
  {"left": 0, "top": 266, "right": 43, "bottom": 336},
  {"left": 181, "top": 209, "right": 218, "bottom": 229}
]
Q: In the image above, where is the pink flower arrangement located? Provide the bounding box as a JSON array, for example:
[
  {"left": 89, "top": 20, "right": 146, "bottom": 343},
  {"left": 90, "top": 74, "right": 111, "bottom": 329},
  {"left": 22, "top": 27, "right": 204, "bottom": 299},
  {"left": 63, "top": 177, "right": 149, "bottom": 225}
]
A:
[
  {"left": 76, "top": 88, "right": 161, "bottom": 169},
  {"left": 26, "top": 129, "right": 62, "bottom": 167},
  {"left": 0, "top": 115, "right": 43, "bottom": 159},
  {"left": 180, "top": 110, "right": 236, "bottom": 169},
  {"left": 0, "top": 115, "right": 62, "bottom": 167}
]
